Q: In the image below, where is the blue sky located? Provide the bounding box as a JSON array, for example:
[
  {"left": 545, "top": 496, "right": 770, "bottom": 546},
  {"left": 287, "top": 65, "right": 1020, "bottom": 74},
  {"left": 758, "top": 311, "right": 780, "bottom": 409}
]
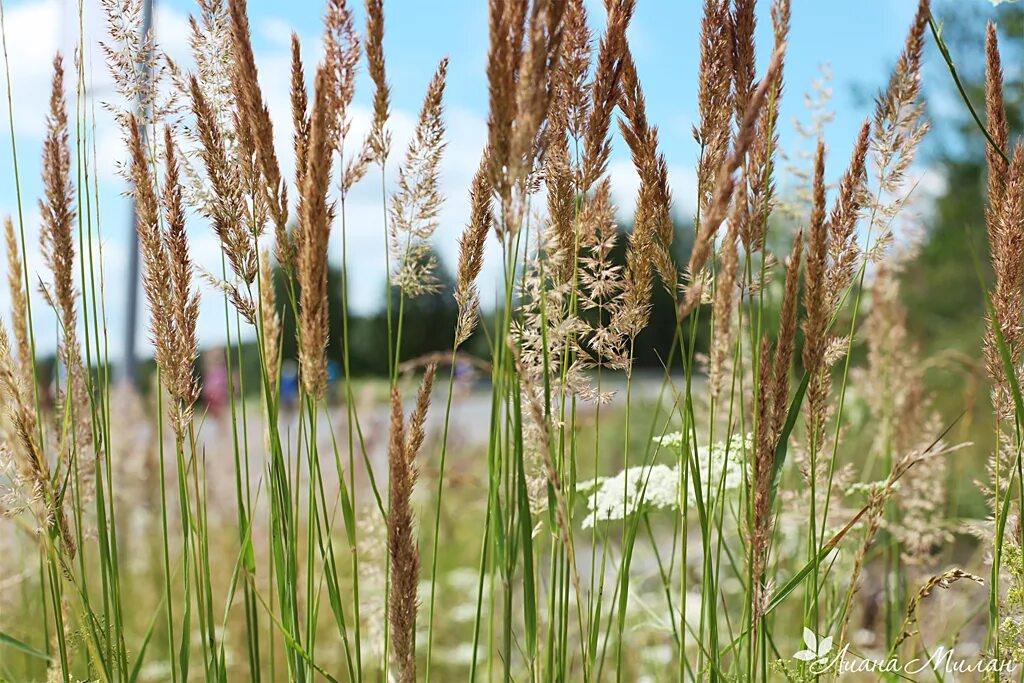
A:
[{"left": 0, "top": 0, "right": 982, "bottom": 359}]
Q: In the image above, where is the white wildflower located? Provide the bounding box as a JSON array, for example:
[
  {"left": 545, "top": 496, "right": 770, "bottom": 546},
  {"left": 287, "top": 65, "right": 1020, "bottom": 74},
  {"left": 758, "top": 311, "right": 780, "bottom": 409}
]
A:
[{"left": 582, "top": 464, "right": 678, "bottom": 528}]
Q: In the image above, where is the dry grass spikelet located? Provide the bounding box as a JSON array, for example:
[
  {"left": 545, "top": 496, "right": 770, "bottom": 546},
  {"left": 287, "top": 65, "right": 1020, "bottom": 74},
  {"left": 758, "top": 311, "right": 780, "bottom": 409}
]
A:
[
  {"left": 4, "top": 217, "right": 32, "bottom": 393},
  {"left": 580, "top": 0, "right": 634, "bottom": 192},
  {"left": 561, "top": 0, "right": 592, "bottom": 145},
  {"left": 260, "top": 251, "right": 281, "bottom": 392},
  {"left": 893, "top": 569, "right": 983, "bottom": 649},
  {"left": 323, "top": 0, "right": 367, "bottom": 199},
  {"left": 709, "top": 209, "right": 739, "bottom": 399},
  {"left": 750, "top": 334, "right": 775, "bottom": 613},
  {"left": 987, "top": 143, "right": 1024, "bottom": 421},
  {"left": 387, "top": 364, "right": 436, "bottom": 683},
  {"left": 743, "top": 0, "right": 790, "bottom": 252},
  {"left": 824, "top": 120, "right": 870, "bottom": 309},
  {"left": 128, "top": 120, "right": 200, "bottom": 432},
  {"left": 543, "top": 111, "right": 576, "bottom": 283},
  {"left": 0, "top": 325, "right": 75, "bottom": 558},
  {"left": 695, "top": 0, "right": 734, "bottom": 213},
  {"left": 297, "top": 66, "right": 337, "bottom": 401},
  {"left": 189, "top": 74, "right": 258, "bottom": 288},
  {"left": 455, "top": 155, "right": 493, "bottom": 346},
  {"left": 731, "top": 0, "right": 756, "bottom": 125},
  {"left": 40, "top": 54, "right": 92, "bottom": 457},
  {"left": 620, "top": 50, "right": 675, "bottom": 294},
  {"left": 866, "top": 0, "right": 930, "bottom": 247},
  {"left": 801, "top": 140, "right": 830, "bottom": 436},
  {"left": 769, "top": 229, "right": 803, "bottom": 442},
  {"left": 484, "top": 0, "right": 523, "bottom": 216},
  {"left": 365, "top": 0, "right": 391, "bottom": 164},
  {"left": 162, "top": 129, "right": 201, "bottom": 413},
  {"left": 389, "top": 58, "right": 449, "bottom": 297},
  {"left": 228, "top": 0, "right": 288, "bottom": 236},
  {"left": 508, "top": 0, "right": 567, "bottom": 188},
  {"left": 681, "top": 46, "right": 784, "bottom": 319},
  {"left": 985, "top": 21, "right": 1009, "bottom": 216}
]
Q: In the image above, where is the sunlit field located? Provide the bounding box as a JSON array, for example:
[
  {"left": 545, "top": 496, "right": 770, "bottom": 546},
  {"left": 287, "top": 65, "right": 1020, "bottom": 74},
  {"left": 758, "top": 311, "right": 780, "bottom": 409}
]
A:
[{"left": 1, "top": 0, "right": 1023, "bottom": 681}]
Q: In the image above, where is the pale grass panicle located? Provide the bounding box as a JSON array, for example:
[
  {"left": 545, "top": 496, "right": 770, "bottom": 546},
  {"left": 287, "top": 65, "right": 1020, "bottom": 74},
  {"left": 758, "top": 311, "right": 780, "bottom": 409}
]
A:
[{"left": 389, "top": 58, "right": 449, "bottom": 298}]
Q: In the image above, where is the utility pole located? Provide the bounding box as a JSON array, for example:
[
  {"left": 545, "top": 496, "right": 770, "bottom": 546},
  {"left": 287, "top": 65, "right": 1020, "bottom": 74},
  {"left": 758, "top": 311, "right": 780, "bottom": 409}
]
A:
[{"left": 121, "top": 0, "right": 154, "bottom": 385}]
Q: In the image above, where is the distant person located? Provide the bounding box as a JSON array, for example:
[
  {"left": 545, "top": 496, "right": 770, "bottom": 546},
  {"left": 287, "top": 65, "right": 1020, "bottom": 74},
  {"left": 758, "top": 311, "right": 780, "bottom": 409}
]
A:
[
  {"left": 280, "top": 359, "right": 300, "bottom": 413},
  {"left": 203, "top": 349, "right": 229, "bottom": 423}
]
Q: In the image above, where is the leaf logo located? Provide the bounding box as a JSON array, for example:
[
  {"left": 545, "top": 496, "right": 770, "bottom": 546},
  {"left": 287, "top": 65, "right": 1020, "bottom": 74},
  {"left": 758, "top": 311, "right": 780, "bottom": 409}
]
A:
[{"left": 793, "top": 628, "right": 833, "bottom": 664}]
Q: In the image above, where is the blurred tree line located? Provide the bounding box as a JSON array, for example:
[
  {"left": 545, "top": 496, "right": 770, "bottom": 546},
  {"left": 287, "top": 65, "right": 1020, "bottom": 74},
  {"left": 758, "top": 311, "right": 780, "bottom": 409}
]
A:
[{"left": 261, "top": 222, "right": 702, "bottom": 386}]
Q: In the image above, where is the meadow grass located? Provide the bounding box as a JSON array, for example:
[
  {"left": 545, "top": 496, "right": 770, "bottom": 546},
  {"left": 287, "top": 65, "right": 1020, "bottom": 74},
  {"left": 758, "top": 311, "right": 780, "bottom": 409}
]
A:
[{"left": 0, "top": 0, "right": 1020, "bottom": 681}]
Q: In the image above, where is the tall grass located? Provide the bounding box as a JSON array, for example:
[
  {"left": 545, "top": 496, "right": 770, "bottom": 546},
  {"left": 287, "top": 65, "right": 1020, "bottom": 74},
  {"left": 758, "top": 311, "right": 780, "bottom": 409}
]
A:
[{"left": 0, "top": 0, "right": 1019, "bottom": 680}]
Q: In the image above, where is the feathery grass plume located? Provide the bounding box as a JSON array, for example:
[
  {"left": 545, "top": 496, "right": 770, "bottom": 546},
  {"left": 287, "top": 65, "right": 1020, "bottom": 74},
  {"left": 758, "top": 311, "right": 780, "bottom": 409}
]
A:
[
  {"left": 801, "top": 140, "right": 829, "bottom": 434},
  {"left": 615, "top": 96, "right": 661, "bottom": 341},
  {"left": 388, "top": 364, "right": 436, "bottom": 683},
  {"left": 579, "top": 0, "right": 634, "bottom": 192},
  {"left": 128, "top": 119, "right": 200, "bottom": 432},
  {"left": 544, "top": 103, "right": 576, "bottom": 283},
  {"left": 100, "top": 0, "right": 165, "bottom": 130},
  {"left": 751, "top": 230, "right": 802, "bottom": 616},
  {"left": 617, "top": 204, "right": 654, "bottom": 340},
  {"left": 189, "top": 74, "right": 258, "bottom": 288},
  {"left": 985, "top": 21, "right": 1009, "bottom": 215},
  {"left": 744, "top": 0, "right": 789, "bottom": 252},
  {"left": 560, "top": 0, "right": 591, "bottom": 146},
  {"left": 539, "top": 0, "right": 587, "bottom": 282},
  {"left": 389, "top": 58, "right": 448, "bottom": 297},
  {"left": 127, "top": 117, "right": 171, "bottom": 386},
  {"left": 324, "top": 0, "right": 373, "bottom": 196},
  {"left": 323, "top": 0, "right": 360, "bottom": 143},
  {"left": 824, "top": 119, "right": 870, "bottom": 310},
  {"left": 769, "top": 229, "right": 802, "bottom": 442},
  {"left": 40, "top": 54, "right": 91, "bottom": 455},
  {"left": 296, "top": 66, "right": 336, "bottom": 401},
  {"left": 483, "top": 0, "right": 522, "bottom": 222},
  {"left": 360, "top": 1, "right": 391, "bottom": 165},
  {"left": 455, "top": 155, "right": 493, "bottom": 346},
  {"left": 405, "top": 362, "right": 436, "bottom": 465},
  {"left": 260, "top": 251, "right": 281, "bottom": 392},
  {"left": 695, "top": 0, "right": 734, "bottom": 213},
  {"left": 619, "top": 49, "right": 675, "bottom": 293},
  {"left": 750, "top": 334, "right": 775, "bottom": 616},
  {"left": 280, "top": 32, "right": 308, "bottom": 271},
  {"left": 161, "top": 127, "right": 201, "bottom": 421},
  {"left": 864, "top": 0, "right": 929, "bottom": 249},
  {"left": 508, "top": 0, "right": 567, "bottom": 186},
  {"left": 542, "top": 0, "right": 589, "bottom": 279},
  {"left": 484, "top": 0, "right": 568, "bottom": 239},
  {"left": 516, "top": 226, "right": 591, "bottom": 404},
  {"left": 228, "top": 0, "right": 288, "bottom": 238},
  {"left": 0, "top": 325, "right": 75, "bottom": 558},
  {"left": 709, "top": 209, "right": 739, "bottom": 399},
  {"left": 731, "top": 0, "right": 756, "bottom": 124},
  {"left": 4, "top": 216, "right": 32, "bottom": 393},
  {"left": 982, "top": 22, "right": 1019, "bottom": 423},
  {"left": 681, "top": 46, "right": 783, "bottom": 319},
  {"left": 365, "top": 0, "right": 391, "bottom": 164},
  {"left": 987, "top": 144, "right": 1024, "bottom": 422},
  {"left": 385, "top": 386, "right": 410, "bottom": 679},
  {"left": 578, "top": 180, "right": 628, "bottom": 370}
]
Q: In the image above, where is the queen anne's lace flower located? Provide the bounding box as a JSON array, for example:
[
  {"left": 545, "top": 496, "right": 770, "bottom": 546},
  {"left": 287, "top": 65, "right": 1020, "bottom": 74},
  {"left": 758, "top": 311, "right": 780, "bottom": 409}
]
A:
[{"left": 580, "top": 433, "right": 750, "bottom": 527}]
